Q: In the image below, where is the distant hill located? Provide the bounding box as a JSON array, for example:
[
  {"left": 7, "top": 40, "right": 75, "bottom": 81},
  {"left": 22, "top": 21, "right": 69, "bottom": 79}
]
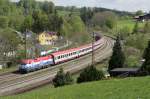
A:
[
  {"left": 4, "top": 76, "right": 150, "bottom": 99},
  {"left": 56, "top": 6, "right": 134, "bottom": 17}
]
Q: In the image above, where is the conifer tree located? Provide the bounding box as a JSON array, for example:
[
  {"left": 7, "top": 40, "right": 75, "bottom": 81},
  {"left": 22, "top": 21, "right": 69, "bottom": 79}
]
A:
[
  {"left": 52, "top": 68, "right": 66, "bottom": 87},
  {"left": 108, "top": 35, "right": 125, "bottom": 72},
  {"left": 142, "top": 40, "right": 150, "bottom": 74},
  {"left": 52, "top": 68, "right": 73, "bottom": 87}
]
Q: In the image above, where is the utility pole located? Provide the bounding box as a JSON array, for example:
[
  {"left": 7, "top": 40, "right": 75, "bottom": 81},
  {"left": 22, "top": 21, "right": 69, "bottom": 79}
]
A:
[
  {"left": 92, "top": 32, "right": 95, "bottom": 66},
  {"left": 25, "top": 29, "right": 27, "bottom": 59}
]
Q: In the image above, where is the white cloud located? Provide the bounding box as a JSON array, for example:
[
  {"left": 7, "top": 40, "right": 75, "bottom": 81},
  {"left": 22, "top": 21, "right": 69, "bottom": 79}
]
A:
[{"left": 10, "top": 0, "right": 150, "bottom": 12}]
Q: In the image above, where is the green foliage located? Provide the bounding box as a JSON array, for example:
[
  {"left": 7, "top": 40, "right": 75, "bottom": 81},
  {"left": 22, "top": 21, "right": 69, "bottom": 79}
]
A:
[
  {"left": 80, "top": 7, "right": 93, "bottom": 24},
  {"left": 124, "top": 47, "right": 141, "bottom": 67},
  {"left": 53, "top": 68, "right": 73, "bottom": 87},
  {"left": 135, "top": 10, "right": 143, "bottom": 16},
  {"left": 142, "top": 40, "right": 150, "bottom": 74},
  {"left": 144, "top": 21, "right": 150, "bottom": 33},
  {"left": 60, "top": 15, "right": 90, "bottom": 44},
  {"left": 92, "top": 11, "right": 117, "bottom": 31},
  {"left": 65, "top": 72, "right": 74, "bottom": 85},
  {"left": 42, "top": 1, "right": 55, "bottom": 14},
  {"left": 125, "top": 34, "right": 148, "bottom": 50},
  {"left": 0, "top": 28, "right": 21, "bottom": 48},
  {"left": 132, "top": 22, "right": 139, "bottom": 34},
  {"left": 18, "top": 0, "right": 37, "bottom": 15},
  {"left": 69, "top": 15, "right": 85, "bottom": 33},
  {"left": 119, "top": 26, "right": 130, "bottom": 40},
  {"left": 77, "top": 66, "right": 104, "bottom": 83},
  {"left": 108, "top": 35, "right": 125, "bottom": 71},
  {"left": 21, "top": 15, "right": 33, "bottom": 31},
  {"left": 32, "top": 10, "right": 49, "bottom": 33},
  {"left": 0, "top": 16, "right": 9, "bottom": 28},
  {"left": 126, "top": 55, "right": 140, "bottom": 67},
  {"left": 53, "top": 68, "right": 66, "bottom": 87}
]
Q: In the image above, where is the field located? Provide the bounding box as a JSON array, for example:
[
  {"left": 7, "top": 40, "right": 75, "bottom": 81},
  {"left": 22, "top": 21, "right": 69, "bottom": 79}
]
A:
[{"left": 2, "top": 76, "right": 150, "bottom": 99}]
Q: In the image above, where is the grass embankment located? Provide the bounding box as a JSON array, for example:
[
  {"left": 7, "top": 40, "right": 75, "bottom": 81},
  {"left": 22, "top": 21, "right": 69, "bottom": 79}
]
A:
[
  {"left": 2, "top": 76, "right": 150, "bottom": 99},
  {"left": 0, "top": 66, "right": 17, "bottom": 74},
  {"left": 117, "top": 20, "right": 145, "bottom": 32}
]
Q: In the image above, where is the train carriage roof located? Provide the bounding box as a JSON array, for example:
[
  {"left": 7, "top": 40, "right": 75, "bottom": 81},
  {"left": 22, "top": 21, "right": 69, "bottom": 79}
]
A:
[
  {"left": 21, "top": 55, "right": 52, "bottom": 64},
  {"left": 52, "top": 43, "right": 91, "bottom": 56}
]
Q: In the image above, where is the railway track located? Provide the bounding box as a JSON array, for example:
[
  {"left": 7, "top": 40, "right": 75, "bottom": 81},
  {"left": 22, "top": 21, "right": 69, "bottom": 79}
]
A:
[
  {"left": 0, "top": 36, "right": 114, "bottom": 96},
  {"left": 0, "top": 37, "right": 106, "bottom": 84}
]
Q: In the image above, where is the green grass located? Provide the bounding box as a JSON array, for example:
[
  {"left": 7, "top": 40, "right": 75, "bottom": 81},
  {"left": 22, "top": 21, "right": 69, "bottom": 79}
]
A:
[
  {"left": 0, "top": 66, "right": 17, "bottom": 74},
  {"left": 116, "top": 19, "right": 145, "bottom": 33},
  {"left": 2, "top": 76, "right": 150, "bottom": 99}
]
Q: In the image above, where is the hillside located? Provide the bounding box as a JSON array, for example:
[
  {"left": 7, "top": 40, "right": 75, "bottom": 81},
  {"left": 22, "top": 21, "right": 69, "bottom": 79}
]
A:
[{"left": 3, "top": 76, "right": 150, "bottom": 99}]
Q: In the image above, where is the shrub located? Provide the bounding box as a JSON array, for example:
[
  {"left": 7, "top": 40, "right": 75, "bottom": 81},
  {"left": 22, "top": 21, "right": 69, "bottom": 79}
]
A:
[
  {"left": 52, "top": 68, "right": 73, "bottom": 87},
  {"left": 77, "top": 66, "right": 104, "bottom": 83}
]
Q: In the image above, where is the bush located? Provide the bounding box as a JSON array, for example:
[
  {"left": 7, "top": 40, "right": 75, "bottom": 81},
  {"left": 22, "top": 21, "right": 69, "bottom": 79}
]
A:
[
  {"left": 52, "top": 68, "right": 73, "bottom": 87},
  {"left": 65, "top": 72, "right": 74, "bottom": 85},
  {"left": 77, "top": 66, "right": 104, "bottom": 83}
]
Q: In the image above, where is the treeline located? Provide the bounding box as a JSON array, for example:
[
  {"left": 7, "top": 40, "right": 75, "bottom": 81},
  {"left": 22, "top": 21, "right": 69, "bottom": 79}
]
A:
[{"left": 0, "top": 0, "right": 63, "bottom": 34}]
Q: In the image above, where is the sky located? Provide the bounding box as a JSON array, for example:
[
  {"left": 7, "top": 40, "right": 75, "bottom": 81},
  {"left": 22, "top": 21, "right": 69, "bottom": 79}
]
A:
[{"left": 11, "top": 0, "right": 150, "bottom": 12}]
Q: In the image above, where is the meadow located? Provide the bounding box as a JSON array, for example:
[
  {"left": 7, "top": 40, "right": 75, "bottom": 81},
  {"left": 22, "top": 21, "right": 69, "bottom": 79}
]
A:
[{"left": 2, "top": 76, "right": 150, "bottom": 99}]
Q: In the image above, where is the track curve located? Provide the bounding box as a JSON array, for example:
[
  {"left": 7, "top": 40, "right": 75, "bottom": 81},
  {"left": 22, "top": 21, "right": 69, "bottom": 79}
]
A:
[{"left": 0, "top": 36, "right": 114, "bottom": 96}]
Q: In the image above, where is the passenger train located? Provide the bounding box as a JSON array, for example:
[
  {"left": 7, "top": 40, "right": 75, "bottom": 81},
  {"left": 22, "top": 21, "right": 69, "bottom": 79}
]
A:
[{"left": 19, "top": 35, "right": 104, "bottom": 73}]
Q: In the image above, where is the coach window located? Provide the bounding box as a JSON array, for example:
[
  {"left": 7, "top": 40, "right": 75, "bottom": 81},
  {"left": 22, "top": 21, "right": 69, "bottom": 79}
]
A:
[{"left": 58, "top": 56, "right": 61, "bottom": 59}]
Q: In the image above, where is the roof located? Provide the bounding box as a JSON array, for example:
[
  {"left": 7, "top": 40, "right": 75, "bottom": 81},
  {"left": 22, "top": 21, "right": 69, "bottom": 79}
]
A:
[
  {"left": 134, "top": 14, "right": 150, "bottom": 20},
  {"left": 21, "top": 55, "right": 52, "bottom": 64},
  {"left": 40, "top": 31, "right": 57, "bottom": 35},
  {"left": 110, "top": 68, "right": 140, "bottom": 72},
  {"left": 52, "top": 43, "right": 91, "bottom": 56}
]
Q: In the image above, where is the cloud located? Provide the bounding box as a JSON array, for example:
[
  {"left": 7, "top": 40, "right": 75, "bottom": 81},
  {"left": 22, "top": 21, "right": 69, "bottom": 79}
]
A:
[
  {"left": 10, "top": 0, "right": 150, "bottom": 12},
  {"left": 53, "top": 0, "right": 150, "bottom": 12}
]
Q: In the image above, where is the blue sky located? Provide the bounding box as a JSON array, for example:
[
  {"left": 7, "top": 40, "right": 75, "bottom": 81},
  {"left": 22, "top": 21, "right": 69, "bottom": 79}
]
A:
[{"left": 11, "top": 0, "right": 150, "bottom": 12}]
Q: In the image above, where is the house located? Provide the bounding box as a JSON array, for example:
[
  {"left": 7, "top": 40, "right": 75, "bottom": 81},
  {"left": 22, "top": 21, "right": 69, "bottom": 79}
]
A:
[
  {"left": 110, "top": 68, "right": 140, "bottom": 77},
  {"left": 134, "top": 14, "right": 150, "bottom": 22},
  {"left": 0, "top": 61, "right": 7, "bottom": 69},
  {"left": 38, "top": 31, "right": 58, "bottom": 45}
]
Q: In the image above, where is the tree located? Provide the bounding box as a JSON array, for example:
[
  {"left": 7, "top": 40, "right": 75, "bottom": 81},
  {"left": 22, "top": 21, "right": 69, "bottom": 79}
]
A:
[
  {"left": 132, "top": 22, "right": 139, "bottom": 34},
  {"left": 142, "top": 40, "right": 150, "bottom": 74},
  {"left": 18, "top": 0, "right": 37, "bottom": 15},
  {"left": 92, "top": 11, "right": 117, "bottom": 30},
  {"left": 21, "top": 15, "right": 33, "bottom": 32},
  {"left": 32, "top": 10, "right": 49, "bottom": 33},
  {"left": 108, "top": 35, "right": 125, "bottom": 72},
  {"left": 52, "top": 68, "right": 73, "bottom": 87},
  {"left": 42, "top": 1, "right": 54, "bottom": 14},
  {"left": 77, "top": 66, "right": 104, "bottom": 83},
  {"left": 52, "top": 68, "right": 66, "bottom": 87},
  {"left": 80, "top": 7, "right": 93, "bottom": 24},
  {"left": 136, "top": 10, "right": 143, "bottom": 16}
]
